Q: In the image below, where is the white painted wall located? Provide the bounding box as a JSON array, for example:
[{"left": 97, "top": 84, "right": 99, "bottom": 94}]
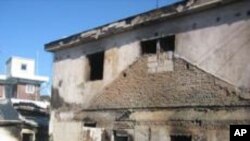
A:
[
  {"left": 6, "top": 57, "right": 49, "bottom": 82},
  {"left": 7, "top": 57, "right": 35, "bottom": 79}
]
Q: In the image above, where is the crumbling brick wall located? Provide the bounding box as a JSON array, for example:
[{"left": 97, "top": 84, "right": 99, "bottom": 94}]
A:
[{"left": 90, "top": 55, "right": 249, "bottom": 109}]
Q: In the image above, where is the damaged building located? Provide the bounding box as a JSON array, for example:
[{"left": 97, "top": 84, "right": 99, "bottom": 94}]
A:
[{"left": 45, "top": 0, "right": 250, "bottom": 141}]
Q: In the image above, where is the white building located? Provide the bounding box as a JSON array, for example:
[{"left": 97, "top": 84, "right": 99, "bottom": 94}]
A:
[{"left": 0, "top": 56, "right": 49, "bottom": 100}]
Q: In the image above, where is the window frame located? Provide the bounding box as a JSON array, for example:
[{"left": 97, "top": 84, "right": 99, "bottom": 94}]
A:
[
  {"left": 87, "top": 51, "right": 105, "bottom": 81},
  {"left": 26, "top": 84, "right": 35, "bottom": 94},
  {"left": 21, "top": 64, "right": 27, "bottom": 71}
]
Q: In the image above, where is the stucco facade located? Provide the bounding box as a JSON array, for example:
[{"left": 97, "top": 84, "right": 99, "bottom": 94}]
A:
[{"left": 46, "top": 0, "right": 250, "bottom": 141}]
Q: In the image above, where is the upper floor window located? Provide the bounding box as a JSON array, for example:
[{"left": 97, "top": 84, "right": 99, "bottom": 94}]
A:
[
  {"left": 141, "top": 35, "right": 175, "bottom": 55},
  {"left": 87, "top": 51, "right": 104, "bottom": 81},
  {"left": 21, "top": 64, "right": 27, "bottom": 71},
  {"left": 160, "top": 35, "right": 175, "bottom": 52},
  {"left": 26, "top": 84, "right": 35, "bottom": 94},
  {"left": 141, "top": 39, "right": 157, "bottom": 54}
]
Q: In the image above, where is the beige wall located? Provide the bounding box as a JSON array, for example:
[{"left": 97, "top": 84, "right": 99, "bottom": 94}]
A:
[
  {"left": 51, "top": 107, "right": 250, "bottom": 141},
  {"left": 50, "top": 1, "right": 250, "bottom": 141},
  {"left": 52, "top": 0, "right": 250, "bottom": 108}
]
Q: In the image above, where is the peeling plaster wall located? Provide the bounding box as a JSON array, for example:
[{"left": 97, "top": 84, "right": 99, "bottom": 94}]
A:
[
  {"left": 52, "top": 41, "right": 141, "bottom": 107},
  {"left": 49, "top": 1, "right": 250, "bottom": 141},
  {"left": 176, "top": 5, "right": 250, "bottom": 88},
  {"left": 51, "top": 0, "right": 250, "bottom": 109},
  {"left": 53, "top": 107, "right": 250, "bottom": 141}
]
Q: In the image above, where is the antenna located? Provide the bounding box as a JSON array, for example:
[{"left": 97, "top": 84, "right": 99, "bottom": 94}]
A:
[
  {"left": 156, "top": 0, "right": 159, "bottom": 8},
  {"left": 36, "top": 50, "right": 39, "bottom": 75}
]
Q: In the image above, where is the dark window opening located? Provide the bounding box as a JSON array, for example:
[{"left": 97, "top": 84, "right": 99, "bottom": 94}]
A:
[
  {"left": 114, "top": 131, "right": 129, "bottom": 141},
  {"left": 171, "top": 135, "right": 192, "bottom": 141},
  {"left": 141, "top": 39, "right": 157, "bottom": 54},
  {"left": 115, "top": 136, "right": 128, "bottom": 141},
  {"left": 87, "top": 51, "right": 104, "bottom": 81},
  {"left": 84, "top": 122, "right": 97, "bottom": 127},
  {"left": 23, "top": 133, "right": 33, "bottom": 141},
  {"left": 160, "top": 35, "right": 175, "bottom": 52},
  {"left": 21, "top": 64, "right": 27, "bottom": 71},
  {"left": 186, "top": 63, "right": 190, "bottom": 70}
]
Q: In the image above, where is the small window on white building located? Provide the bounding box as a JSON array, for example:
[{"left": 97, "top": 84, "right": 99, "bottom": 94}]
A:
[
  {"left": 26, "top": 84, "right": 35, "bottom": 94},
  {"left": 21, "top": 64, "right": 27, "bottom": 71}
]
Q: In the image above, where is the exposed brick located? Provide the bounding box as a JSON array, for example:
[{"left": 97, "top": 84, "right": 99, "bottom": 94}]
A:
[{"left": 89, "top": 56, "right": 244, "bottom": 109}]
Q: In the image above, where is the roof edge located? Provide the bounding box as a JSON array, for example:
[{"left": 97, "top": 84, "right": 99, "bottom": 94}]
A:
[{"left": 45, "top": 0, "right": 238, "bottom": 52}]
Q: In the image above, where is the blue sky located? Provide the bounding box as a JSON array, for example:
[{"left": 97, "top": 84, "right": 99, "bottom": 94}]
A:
[{"left": 0, "top": 0, "right": 179, "bottom": 95}]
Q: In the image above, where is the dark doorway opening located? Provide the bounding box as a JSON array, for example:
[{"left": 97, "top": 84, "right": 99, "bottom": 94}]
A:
[
  {"left": 23, "top": 133, "right": 33, "bottom": 141},
  {"left": 171, "top": 135, "right": 192, "bottom": 141},
  {"left": 87, "top": 51, "right": 104, "bottom": 81},
  {"left": 115, "top": 136, "right": 128, "bottom": 141}
]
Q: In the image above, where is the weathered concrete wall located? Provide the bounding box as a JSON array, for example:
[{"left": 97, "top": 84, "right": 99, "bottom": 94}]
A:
[
  {"left": 176, "top": 3, "right": 250, "bottom": 88},
  {"left": 49, "top": 1, "right": 250, "bottom": 141},
  {"left": 53, "top": 107, "right": 250, "bottom": 141},
  {"left": 51, "top": 0, "right": 250, "bottom": 109},
  {"left": 52, "top": 40, "right": 141, "bottom": 107}
]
